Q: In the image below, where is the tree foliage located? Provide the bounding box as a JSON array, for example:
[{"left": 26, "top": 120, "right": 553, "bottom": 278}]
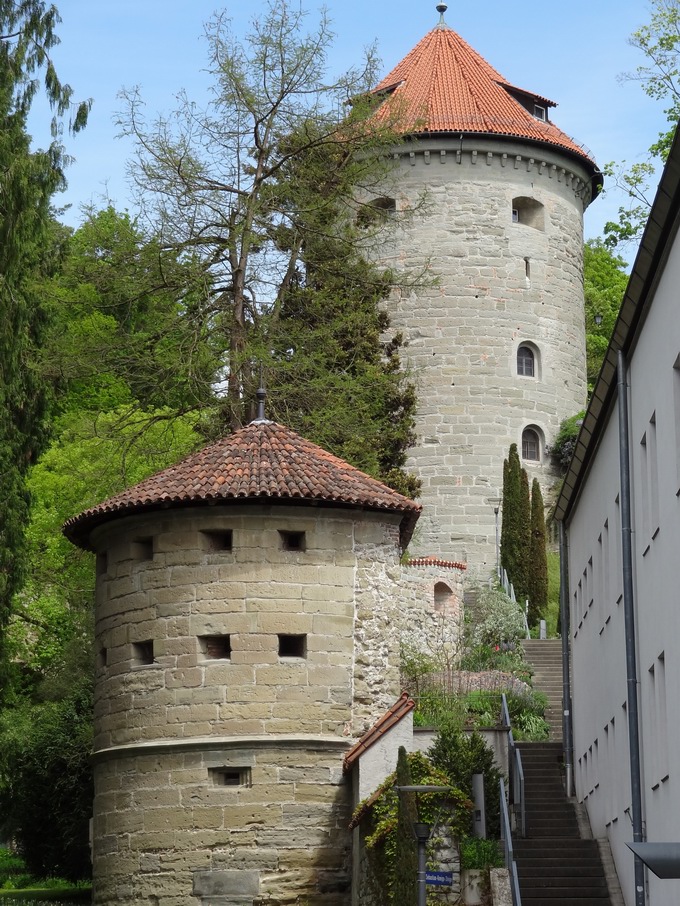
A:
[
  {"left": 583, "top": 240, "right": 628, "bottom": 385},
  {"left": 500, "top": 444, "right": 530, "bottom": 599},
  {"left": 0, "top": 1, "right": 89, "bottom": 678},
  {"left": 527, "top": 479, "right": 548, "bottom": 625},
  {"left": 605, "top": 0, "right": 680, "bottom": 247},
  {"left": 393, "top": 746, "right": 418, "bottom": 906},
  {"left": 116, "top": 1, "right": 420, "bottom": 492}
]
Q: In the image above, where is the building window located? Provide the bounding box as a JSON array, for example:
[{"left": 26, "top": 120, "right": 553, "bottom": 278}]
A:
[
  {"left": 98, "top": 647, "right": 108, "bottom": 669},
  {"left": 278, "top": 634, "right": 307, "bottom": 658},
  {"left": 522, "top": 428, "right": 540, "bottom": 462},
  {"left": 533, "top": 104, "right": 546, "bottom": 121},
  {"left": 132, "top": 639, "right": 154, "bottom": 666},
  {"left": 279, "top": 530, "right": 306, "bottom": 552},
  {"left": 357, "top": 195, "right": 396, "bottom": 228},
  {"left": 201, "top": 530, "right": 233, "bottom": 552},
  {"left": 96, "top": 551, "right": 108, "bottom": 578},
  {"left": 199, "top": 634, "right": 232, "bottom": 660},
  {"left": 434, "top": 582, "right": 454, "bottom": 614},
  {"left": 209, "top": 767, "right": 252, "bottom": 788},
  {"left": 131, "top": 537, "right": 154, "bottom": 561},
  {"left": 511, "top": 196, "right": 545, "bottom": 231},
  {"left": 517, "top": 345, "right": 535, "bottom": 377}
]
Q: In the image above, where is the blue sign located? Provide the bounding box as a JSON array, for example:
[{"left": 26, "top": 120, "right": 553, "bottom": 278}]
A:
[{"left": 426, "top": 871, "right": 453, "bottom": 886}]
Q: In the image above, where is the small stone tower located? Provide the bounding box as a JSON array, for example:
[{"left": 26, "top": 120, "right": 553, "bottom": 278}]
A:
[
  {"left": 372, "top": 7, "right": 602, "bottom": 571},
  {"left": 64, "top": 416, "right": 426, "bottom": 906}
]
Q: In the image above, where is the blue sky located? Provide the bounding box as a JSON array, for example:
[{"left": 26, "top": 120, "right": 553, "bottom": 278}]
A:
[{"left": 39, "top": 1, "right": 668, "bottom": 253}]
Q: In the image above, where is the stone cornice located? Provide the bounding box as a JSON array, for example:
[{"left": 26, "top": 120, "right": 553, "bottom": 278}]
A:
[{"left": 92, "top": 734, "right": 351, "bottom": 764}]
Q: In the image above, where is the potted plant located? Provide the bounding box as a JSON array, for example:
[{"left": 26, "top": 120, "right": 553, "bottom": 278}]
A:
[{"left": 459, "top": 837, "right": 503, "bottom": 905}]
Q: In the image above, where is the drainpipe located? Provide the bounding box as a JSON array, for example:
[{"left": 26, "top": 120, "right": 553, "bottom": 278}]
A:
[
  {"left": 617, "top": 349, "right": 645, "bottom": 906},
  {"left": 558, "top": 521, "right": 573, "bottom": 798}
]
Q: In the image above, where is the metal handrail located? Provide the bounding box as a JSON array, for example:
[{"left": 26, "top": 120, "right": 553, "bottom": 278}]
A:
[
  {"left": 501, "top": 694, "right": 526, "bottom": 838},
  {"left": 500, "top": 777, "right": 522, "bottom": 906}
]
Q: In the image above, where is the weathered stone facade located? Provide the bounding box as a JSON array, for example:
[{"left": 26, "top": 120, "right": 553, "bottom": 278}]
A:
[
  {"left": 381, "top": 135, "right": 595, "bottom": 571},
  {"left": 87, "top": 502, "right": 460, "bottom": 905}
]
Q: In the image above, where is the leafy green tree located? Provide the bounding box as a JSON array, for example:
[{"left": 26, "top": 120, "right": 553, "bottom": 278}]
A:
[
  {"left": 0, "top": 668, "right": 93, "bottom": 881},
  {"left": 39, "top": 206, "right": 218, "bottom": 419},
  {"left": 500, "top": 444, "right": 530, "bottom": 598},
  {"left": 527, "top": 479, "right": 548, "bottom": 625},
  {"left": 116, "top": 1, "right": 420, "bottom": 492},
  {"left": 0, "top": 1, "right": 89, "bottom": 680},
  {"left": 583, "top": 240, "right": 628, "bottom": 384},
  {"left": 604, "top": 0, "right": 680, "bottom": 246}
]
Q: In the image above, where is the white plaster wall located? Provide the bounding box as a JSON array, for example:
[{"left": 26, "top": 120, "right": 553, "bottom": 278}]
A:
[
  {"left": 379, "top": 136, "right": 592, "bottom": 572},
  {"left": 566, "top": 226, "right": 680, "bottom": 906}
]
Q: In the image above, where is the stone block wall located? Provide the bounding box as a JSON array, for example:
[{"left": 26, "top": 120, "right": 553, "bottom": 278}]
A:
[
  {"left": 92, "top": 740, "right": 351, "bottom": 906},
  {"left": 377, "top": 135, "right": 592, "bottom": 572},
  {"left": 90, "top": 503, "right": 424, "bottom": 905}
]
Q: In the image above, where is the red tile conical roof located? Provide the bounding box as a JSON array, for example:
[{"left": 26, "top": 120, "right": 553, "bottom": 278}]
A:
[
  {"left": 63, "top": 420, "right": 421, "bottom": 550},
  {"left": 373, "top": 22, "right": 595, "bottom": 168}
]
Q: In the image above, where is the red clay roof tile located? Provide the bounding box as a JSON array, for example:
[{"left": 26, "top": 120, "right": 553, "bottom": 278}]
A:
[
  {"left": 373, "top": 24, "right": 596, "bottom": 168},
  {"left": 343, "top": 691, "right": 416, "bottom": 773},
  {"left": 63, "top": 420, "right": 421, "bottom": 550},
  {"left": 406, "top": 556, "right": 467, "bottom": 571}
]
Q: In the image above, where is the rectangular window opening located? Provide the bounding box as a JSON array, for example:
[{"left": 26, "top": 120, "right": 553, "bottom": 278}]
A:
[
  {"left": 199, "top": 634, "right": 232, "bottom": 660},
  {"left": 278, "top": 633, "right": 307, "bottom": 659},
  {"left": 132, "top": 639, "right": 155, "bottom": 666},
  {"left": 98, "top": 647, "right": 108, "bottom": 669},
  {"left": 201, "top": 530, "right": 233, "bottom": 552},
  {"left": 96, "top": 551, "right": 108, "bottom": 577},
  {"left": 279, "top": 530, "right": 306, "bottom": 552},
  {"left": 131, "top": 536, "right": 154, "bottom": 561},
  {"left": 209, "top": 767, "right": 252, "bottom": 788}
]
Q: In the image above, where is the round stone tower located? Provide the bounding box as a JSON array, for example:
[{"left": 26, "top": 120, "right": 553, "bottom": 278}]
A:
[
  {"left": 371, "top": 7, "right": 602, "bottom": 572},
  {"left": 64, "top": 416, "right": 421, "bottom": 906}
]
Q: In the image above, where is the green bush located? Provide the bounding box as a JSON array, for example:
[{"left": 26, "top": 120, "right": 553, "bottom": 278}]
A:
[
  {"left": 428, "top": 726, "right": 502, "bottom": 838},
  {"left": 459, "top": 837, "right": 504, "bottom": 871},
  {"left": 465, "top": 585, "right": 526, "bottom": 651}
]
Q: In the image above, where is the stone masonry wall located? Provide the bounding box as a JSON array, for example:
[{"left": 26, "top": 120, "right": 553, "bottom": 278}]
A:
[
  {"left": 92, "top": 740, "right": 351, "bottom": 906},
  {"left": 378, "top": 135, "right": 593, "bottom": 573},
  {"left": 90, "top": 503, "right": 410, "bottom": 905}
]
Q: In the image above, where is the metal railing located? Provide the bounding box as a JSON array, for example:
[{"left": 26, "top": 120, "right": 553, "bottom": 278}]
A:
[
  {"left": 501, "top": 694, "right": 526, "bottom": 838},
  {"left": 500, "top": 777, "right": 522, "bottom": 906}
]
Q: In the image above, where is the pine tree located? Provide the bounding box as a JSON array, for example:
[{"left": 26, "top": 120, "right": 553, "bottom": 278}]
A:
[
  {"left": 500, "top": 444, "right": 531, "bottom": 600},
  {"left": 516, "top": 467, "right": 531, "bottom": 599},
  {"left": 528, "top": 479, "right": 548, "bottom": 625},
  {"left": 393, "top": 746, "right": 418, "bottom": 905}
]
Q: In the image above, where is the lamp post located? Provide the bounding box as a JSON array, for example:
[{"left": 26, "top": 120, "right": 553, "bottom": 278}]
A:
[
  {"left": 395, "top": 784, "right": 452, "bottom": 906},
  {"left": 488, "top": 497, "right": 502, "bottom": 580}
]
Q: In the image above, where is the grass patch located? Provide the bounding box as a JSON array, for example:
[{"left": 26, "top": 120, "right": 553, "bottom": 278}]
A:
[{"left": 0, "top": 890, "right": 91, "bottom": 903}]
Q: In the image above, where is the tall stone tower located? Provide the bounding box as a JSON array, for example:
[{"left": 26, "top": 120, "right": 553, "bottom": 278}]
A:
[{"left": 372, "top": 6, "right": 601, "bottom": 572}]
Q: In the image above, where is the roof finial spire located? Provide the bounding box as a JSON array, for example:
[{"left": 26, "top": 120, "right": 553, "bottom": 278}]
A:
[
  {"left": 250, "top": 364, "right": 272, "bottom": 424},
  {"left": 435, "top": 3, "right": 448, "bottom": 28}
]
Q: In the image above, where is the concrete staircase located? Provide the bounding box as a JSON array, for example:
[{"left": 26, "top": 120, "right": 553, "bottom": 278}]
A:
[
  {"left": 521, "top": 639, "right": 564, "bottom": 740},
  {"left": 513, "top": 742, "right": 612, "bottom": 906}
]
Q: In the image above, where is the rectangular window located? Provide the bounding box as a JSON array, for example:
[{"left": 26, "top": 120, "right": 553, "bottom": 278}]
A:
[
  {"left": 96, "top": 551, "right": 108, "bottom": 578},
  {"left": 674, "top": 353, "right": 680, "bottom": 492},
  {"left": 199, "top": 634, "right": 232, "bottom": 660},
  {"left": 649, "top": 413, "right": 660, "bottom": 538},
  {"left": 98, "top": 647, "right": 108, "bottom": 669},
  {"left": 209, "top": 767, "right": 252, "bottom": 788},
  {"left": 279, "top": 530, "right": 306, "bottom": 552},
  {"left": 278, "top": 634, "right": 307, "bottom": 658},
  {"left": 533, "top": 104, "right": 546, "bottom": 120},
  {"left": 131, "top": 537, "right": 154, "bottom": 561},
  {"left": 201, "top": 530, "right": 233, "bottom": 552},
  {"left": 657, "top": 652, "right": 669, "bottom": 783},
  {"left": 132, "top": 639, "right": 154, "bottom": 666}
]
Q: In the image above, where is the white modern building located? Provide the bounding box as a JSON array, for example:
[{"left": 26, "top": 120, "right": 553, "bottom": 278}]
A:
[{"left": 555, "top": 126, "right": 680, "bottom": 906}]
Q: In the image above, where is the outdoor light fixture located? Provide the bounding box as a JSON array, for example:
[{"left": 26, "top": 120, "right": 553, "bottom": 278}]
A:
[{"left": 395, "top": 785, "right": 453, "bottom": 906}]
